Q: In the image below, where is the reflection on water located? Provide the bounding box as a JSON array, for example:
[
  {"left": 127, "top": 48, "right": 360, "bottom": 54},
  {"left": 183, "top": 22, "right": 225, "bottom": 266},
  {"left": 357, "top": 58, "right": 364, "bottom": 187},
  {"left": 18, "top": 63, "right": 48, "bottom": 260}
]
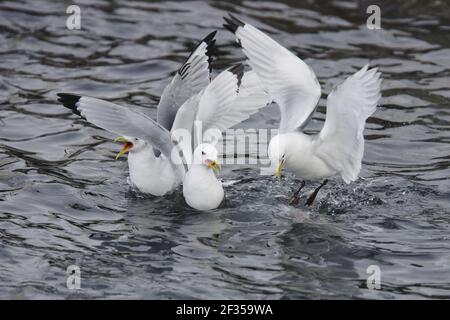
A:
[{"left": 0, "top": 0, "right": 449, "bottom": 299}]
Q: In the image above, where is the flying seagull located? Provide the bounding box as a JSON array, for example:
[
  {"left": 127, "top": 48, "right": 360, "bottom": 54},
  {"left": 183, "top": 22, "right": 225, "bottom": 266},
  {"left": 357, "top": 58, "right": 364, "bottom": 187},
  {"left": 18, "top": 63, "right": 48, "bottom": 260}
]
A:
[{"left": 224, "top": 15, "right": 382, "bottom": 206}]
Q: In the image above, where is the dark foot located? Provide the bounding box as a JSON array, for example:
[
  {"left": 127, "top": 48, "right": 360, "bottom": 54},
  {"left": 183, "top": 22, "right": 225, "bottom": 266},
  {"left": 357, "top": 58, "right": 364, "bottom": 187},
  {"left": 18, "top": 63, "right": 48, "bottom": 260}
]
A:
[
  {"left": 289, "top": 195, "right": 300, "bottom": 206},
  {"left": 305, "top": 179, "right": 328, "bottom": 206},
  {"left": 305, "top": 195, "right": 315, "bottom": 206},
  {"left": 289, "top": 181, "right": 305, "bottom": 206}
]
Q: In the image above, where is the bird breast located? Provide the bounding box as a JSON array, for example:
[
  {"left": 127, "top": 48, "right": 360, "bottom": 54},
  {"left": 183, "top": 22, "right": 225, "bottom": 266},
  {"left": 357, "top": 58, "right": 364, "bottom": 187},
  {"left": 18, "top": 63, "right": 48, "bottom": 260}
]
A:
[
  {"left": 183, "top": 166, "right": 224, "bottom": 210},
  {"left": 128, "top": 149, "right": 180, "bottom": 196},
  {"left": 278, "top": 132, "right": 336, "bottom": 181}
]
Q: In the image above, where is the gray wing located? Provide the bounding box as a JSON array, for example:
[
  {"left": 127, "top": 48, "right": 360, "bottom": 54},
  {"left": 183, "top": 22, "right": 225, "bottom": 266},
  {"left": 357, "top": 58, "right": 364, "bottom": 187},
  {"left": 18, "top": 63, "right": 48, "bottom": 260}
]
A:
[
  {"left": 316, "top": 65, "right": 382, "bottom": 183},
  {"left": 195, "top": 65, "right": 241, "bottom": 133},
  {"left": 197, "top": 69, "right": 271, "bottom": 133},
  {"left": 171, "top": 65, "right": 271, "bottom": 160},
  {"left": 57, "top": 93, "right": 186, "bottom": 179},
  {"left": 224, "top": 15, "right": 321, "bottom": 133},
  {"left": 157, "top": 31, "right": 216, "bottom": 131},
  {"left": 170, "top": 93, "right": 202, "bottom": 167}
]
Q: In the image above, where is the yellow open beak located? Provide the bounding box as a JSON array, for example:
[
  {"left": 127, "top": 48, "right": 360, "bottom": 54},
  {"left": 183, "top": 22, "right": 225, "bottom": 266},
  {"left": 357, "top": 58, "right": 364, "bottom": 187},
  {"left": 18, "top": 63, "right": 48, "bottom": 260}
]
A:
[
  {"left": 206, "top": 159, "right": 221, "bottom": 174},
  {"left": 275, "top": 160, "right": 284, "bottom": 179},
  {"left": 114, "top": 137, "right": 128, "bottom": 143},
  {"left": 114, "top": 137, "right": 133, "bottom": 160}
]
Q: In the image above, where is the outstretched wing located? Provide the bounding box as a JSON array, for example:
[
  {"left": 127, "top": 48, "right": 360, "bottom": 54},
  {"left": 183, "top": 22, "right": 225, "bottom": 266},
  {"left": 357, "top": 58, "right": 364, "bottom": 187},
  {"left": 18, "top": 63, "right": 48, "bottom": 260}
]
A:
[
  {"left": 224, "top": 15, "right": 321, "bottom": 133},
  {"left": 220, "top": 69, "right": 271, "bottom": 131},
  {"left": 157, "top": 31, "right": 216, "bottom": 131},
  {"left": 171, "top": 65, "right": 270, "bottom": 162},
  {"left": 195, "top": 64, "right": 241, "bottom": 133},
  {"left": 315, "top": 65, "right": 382, "bottom": 183},
  {"left": 196, "top": 65, "right": 270, "bottom": 133},
  {"left": 170, "top": 93, "right": 202, "bottom": 167},
  {"left": 57, "top": 93, "right": 186, "bottom": 179}
]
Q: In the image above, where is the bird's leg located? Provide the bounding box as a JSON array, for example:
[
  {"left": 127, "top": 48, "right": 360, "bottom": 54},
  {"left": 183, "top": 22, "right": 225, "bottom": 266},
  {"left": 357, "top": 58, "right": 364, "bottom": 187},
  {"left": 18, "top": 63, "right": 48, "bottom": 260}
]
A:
[
  {"left": 289, "top": 181, "right": 306, "bottom": 206},
  {"left": 305, "top": 179, "right": 328, "bottom": 206}
]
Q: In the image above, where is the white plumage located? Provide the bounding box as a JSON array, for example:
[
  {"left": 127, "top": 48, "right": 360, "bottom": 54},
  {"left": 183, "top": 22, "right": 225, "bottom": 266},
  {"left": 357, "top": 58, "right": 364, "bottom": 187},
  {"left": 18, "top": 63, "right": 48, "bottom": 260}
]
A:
[
  {"left": 225, "top": 15, "right": 382, "bottom": 204},
  {"left": 183, "top": 144, "right": 224, "bottom": 211},
  {"left": 316, "top": 65, "right": 382, "bottom": 183},
  {"left": 228, "top": 19, "right": 321, "bottom": 133},
  {"left": 58, "top": 32, "right": 271, "bottom": 210}
]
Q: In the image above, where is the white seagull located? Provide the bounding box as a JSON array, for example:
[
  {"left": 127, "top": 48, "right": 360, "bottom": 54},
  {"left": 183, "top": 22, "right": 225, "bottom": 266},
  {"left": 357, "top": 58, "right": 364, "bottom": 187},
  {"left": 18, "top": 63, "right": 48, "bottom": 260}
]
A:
[
  {"left": 58, "top": 63, "right": 270, "bottom": 210},
  {"left": 59, "top": 31, "right": 218, "bottom": 196},
  {"left": 224, "top": 15, "right": 382, "bottom": 205},
  {"left": 174, "top": 64, "right": 271, "bottom": 210}
]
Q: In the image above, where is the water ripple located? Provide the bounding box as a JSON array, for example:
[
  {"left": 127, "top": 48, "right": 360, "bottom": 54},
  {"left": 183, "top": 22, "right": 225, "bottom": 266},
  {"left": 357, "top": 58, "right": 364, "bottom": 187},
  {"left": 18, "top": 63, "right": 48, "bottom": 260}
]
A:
[{"left": 0, "top": 0, "right": 449, "bottom": 299}]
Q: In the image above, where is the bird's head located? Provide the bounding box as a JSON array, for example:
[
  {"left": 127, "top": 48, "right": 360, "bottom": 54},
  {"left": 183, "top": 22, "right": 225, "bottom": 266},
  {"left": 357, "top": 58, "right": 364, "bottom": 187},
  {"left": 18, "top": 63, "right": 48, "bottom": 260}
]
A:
[
  {"left": 193, "top": 143, "right": 221, "bottom": 174},
  {"left": 114, "top": 136, "right": 147, "bottom": 159},
  {"left": 268, "top": 135, "right": 287, "bottom": 179}
]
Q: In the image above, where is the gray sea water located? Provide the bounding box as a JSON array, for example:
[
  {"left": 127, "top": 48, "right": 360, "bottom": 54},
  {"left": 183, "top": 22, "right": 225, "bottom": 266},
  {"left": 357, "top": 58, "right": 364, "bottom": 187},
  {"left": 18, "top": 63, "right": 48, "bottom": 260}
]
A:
[{"left": 0, "top": 0, "right": 449, "bottom": 299}]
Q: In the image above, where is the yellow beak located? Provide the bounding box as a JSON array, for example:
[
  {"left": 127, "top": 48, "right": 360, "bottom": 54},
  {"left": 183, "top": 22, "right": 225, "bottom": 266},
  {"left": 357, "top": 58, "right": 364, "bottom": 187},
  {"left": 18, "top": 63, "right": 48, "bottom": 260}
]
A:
[
  {"left": 275, "top": 160, "right": 284, "bottom": 179},
  {"left": 206, "top": 159, "right": 221, "bottom": 174},
  {"left": 114, "top": 136, "right": 128, "bottom": 143},
  {"left": 114, "top": 137, "right": 133, "bottom": 160}
]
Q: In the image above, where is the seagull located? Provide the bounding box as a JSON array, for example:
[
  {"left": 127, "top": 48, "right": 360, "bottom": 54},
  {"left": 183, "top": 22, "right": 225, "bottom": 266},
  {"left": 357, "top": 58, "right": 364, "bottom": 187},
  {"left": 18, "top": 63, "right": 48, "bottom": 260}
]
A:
[
  {"left": 183, "top": 143, "right": 223, "bottom": 210},
  {"left": 224, "top": 15, "right": 382, "bottom": 206},
  {"left": 57, "top": 54, "right": 270, "bottom": 209},
  {"left": 59, "top": 31, "right": 218, "bottom": 196},
  {"left": 174, "top": 64, "right": 271, "bottom": 210}
]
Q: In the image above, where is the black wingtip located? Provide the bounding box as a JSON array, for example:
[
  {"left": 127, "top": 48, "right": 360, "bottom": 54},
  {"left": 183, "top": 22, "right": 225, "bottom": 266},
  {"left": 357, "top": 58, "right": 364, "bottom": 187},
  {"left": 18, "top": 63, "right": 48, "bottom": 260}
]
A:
[
  {"left": 179, "top": 30, "right": 217, "bottom": 76},
  {"left": 57, "top": 93, "right": 82, "bottom": 116},
  {"left": 204, "top": 32, "right": 217, "bottom": 74},
  {"left": 223, "top": 14, "right": 245, "bottom": 34},
  {"left": 229, "top": 63, "right": 245, "bottom": 89},
  {"left": 202, "top": 30, "right": 217, "bottom": 44},
  {"left": 179, "top": 63, "right": 191, "bottom": 80}
]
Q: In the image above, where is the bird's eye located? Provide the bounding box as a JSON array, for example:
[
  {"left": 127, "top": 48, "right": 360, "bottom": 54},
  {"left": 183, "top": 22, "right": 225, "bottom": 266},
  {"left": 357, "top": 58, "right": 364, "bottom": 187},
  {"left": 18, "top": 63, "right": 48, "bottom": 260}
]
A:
[{"left": 202, "top": 151, "right": 206, "bottom": 155}]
